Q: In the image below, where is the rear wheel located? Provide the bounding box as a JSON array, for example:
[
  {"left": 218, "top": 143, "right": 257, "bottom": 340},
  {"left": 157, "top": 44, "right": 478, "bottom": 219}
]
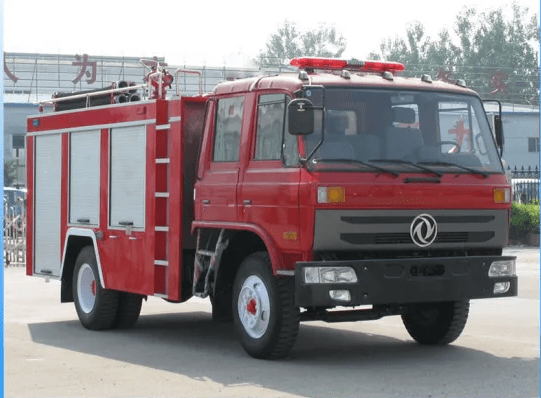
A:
[
  {"left": 233, "top": 252, "right": 299, "bottom": 359},
  {"left": 402, "top": 300, "right": 470, "bottom": 345},
  {"left": 73, "top": 246, "right": 119, "bottom": 330},
  {"left": 113, "top": 292, "right": 143, "bottom": 329}
]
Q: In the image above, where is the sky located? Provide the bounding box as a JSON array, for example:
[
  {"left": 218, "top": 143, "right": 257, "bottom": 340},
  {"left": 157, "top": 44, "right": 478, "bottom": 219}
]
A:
[{"left": 3, "top": 0, "right": 540, "bottom": 67}]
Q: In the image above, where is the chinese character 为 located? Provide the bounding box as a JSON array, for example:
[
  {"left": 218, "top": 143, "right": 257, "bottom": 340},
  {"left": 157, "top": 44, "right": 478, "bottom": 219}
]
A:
[
  {"left": 4, "top": 59, "right": 18, "bottom": 83},
  {"left": 490, "top": 70, "right": 509, "bottom": 95},
  {"left": 72, "top": 54, "right": 97, "bottom": 84}
]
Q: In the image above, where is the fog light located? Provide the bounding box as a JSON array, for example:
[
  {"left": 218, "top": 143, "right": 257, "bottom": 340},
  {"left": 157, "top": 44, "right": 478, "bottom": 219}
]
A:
[
  {"left": 494, "top": 282, "right": 511, "bottom": 294},
  {"left": 489, "top": 260, "right": 516, "bottom": 277},
  {"left": 329, "top": 290, "right": 351, "bottom": 302}
]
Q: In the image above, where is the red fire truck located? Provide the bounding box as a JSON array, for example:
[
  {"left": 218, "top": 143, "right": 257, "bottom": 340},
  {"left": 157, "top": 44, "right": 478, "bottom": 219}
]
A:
[{"left": 27, "top": 58, "right": 517, "bottom": 359}]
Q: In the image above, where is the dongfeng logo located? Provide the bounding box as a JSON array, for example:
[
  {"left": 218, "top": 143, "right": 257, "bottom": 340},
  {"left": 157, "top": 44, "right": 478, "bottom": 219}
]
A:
[{"left": 410, "top": 214, "right": 437, "bottom": 247}]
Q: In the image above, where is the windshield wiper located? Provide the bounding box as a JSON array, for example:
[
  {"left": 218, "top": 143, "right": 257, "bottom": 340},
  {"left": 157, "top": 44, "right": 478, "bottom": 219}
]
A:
[
  {"left": 417, "top": 161, "right": 489, "bottom": 178},
  {"left": 311, "top": 158, "right": 399, "bottom": 177},
  {"left": 368, "top": 159, "right": 442, "bottom": 177}
]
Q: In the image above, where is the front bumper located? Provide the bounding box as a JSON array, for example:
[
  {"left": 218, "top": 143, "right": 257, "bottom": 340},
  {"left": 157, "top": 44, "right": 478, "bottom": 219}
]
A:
[{"left": 294, "top": 256, "right": 517, "bottom": 308}]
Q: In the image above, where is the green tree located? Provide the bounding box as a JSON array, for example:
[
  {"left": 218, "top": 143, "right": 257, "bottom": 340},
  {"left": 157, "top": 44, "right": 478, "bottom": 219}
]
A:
[
  {"left": 373, "top": 3, "right": 539, "bottom": 105},
  {"left": 256, "top": 21, "right": 346, "bottom": 66}
]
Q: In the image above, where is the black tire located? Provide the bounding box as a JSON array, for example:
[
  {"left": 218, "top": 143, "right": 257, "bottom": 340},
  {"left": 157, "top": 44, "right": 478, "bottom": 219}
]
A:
[
  {"left": 233, "top": 252, "right": 299, "bottom": 359},
  {"left": 113, "top": 292, "right": 143, "bottom": 329},
  {"left": 402, "top": 300, "right": 470, "bottom": 345},
  {"left": 73, "top": 246, "right": 119, "bottom": 330}
]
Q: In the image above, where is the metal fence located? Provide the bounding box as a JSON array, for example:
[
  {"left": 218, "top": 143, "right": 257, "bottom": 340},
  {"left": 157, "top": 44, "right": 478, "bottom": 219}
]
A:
[
  {"left": 4, "top": 199, "right": 26, "bottom": 267},
  {"left": 509, "top": 166, "right": 540, "bottom": 204},
  {"left": 4, "top": 52, "right": 268, "bottom": 103}
]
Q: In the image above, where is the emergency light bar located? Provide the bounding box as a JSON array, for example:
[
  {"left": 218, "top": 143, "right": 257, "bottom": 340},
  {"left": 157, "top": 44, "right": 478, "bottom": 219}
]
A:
[{"left": 290, "top": 57, "right": 405, "bottom": 74}]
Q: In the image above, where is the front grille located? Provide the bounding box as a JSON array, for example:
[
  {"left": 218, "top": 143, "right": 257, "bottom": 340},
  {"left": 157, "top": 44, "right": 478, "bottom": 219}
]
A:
[
  {"left": 340, "top": 231, "right": 495, "bottom": 245},
  {"left": 341, "top": 215, "right": 495, "bottom": 224},
  {"left": 313, "top": 209, "right": 506, "bottom": 251}
]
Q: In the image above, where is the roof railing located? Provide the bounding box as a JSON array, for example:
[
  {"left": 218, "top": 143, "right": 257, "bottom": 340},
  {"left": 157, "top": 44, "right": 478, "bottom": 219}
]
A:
[{"left": 175, "top": 69, "right": 203, "bottom": 96}]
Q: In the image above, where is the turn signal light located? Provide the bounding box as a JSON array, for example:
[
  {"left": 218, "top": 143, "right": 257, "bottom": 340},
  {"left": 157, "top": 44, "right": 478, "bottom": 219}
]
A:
[
  {"left": 318, "top": 186, "right": 345, "bottom": 203},
  {"left": 493, "top": 188, "right": 510, "bottom": 203}
]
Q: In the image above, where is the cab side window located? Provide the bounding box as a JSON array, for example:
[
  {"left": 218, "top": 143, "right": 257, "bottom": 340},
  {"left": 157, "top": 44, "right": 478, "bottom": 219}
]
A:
[
  {"left": 255, "top": 94, "right": 286, "bottom": 160},
  {"left": 213, "top": 96, "right": 244, "bottom": 162},
  {"left": 254, "top": 94, "right": 298, "bottom": 165}
]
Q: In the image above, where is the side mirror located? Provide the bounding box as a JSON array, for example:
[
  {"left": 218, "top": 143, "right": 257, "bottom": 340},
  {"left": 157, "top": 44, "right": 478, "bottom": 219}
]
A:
[
  {"left": 494, "top": 115, "right": 504, "bottom": 154},
  {"left": 287, "top": 98, "right": 314, "bottom": 135},
  {"left": 483, "top": 99, "right": 504, "bottom": 156}
]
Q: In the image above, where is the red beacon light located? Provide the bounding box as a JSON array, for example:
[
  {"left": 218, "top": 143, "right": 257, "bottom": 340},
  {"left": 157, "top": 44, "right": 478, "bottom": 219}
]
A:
[{"left": 290, "top": 57, "right": 405, "bottom": 74}]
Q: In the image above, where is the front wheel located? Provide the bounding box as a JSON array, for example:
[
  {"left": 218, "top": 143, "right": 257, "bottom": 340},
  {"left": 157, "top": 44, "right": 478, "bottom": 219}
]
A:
[
  {"left": 233, "top": 252, "right": 299, "bottom": 359},
  {"left": 401, "top": 300, "right": 470, "bottom": 345},
  {"left": 73, "top": 246, "right": 119, "bottom": 330}
]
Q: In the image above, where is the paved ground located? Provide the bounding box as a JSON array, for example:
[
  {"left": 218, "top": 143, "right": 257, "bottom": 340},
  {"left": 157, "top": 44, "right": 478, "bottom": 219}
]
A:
[{"left": 5, "top": 247, "right": 539, "bottom": 397}]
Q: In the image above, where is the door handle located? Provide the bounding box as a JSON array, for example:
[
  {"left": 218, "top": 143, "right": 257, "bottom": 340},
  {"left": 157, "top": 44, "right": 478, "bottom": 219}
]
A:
[
  {"left": 202, "top": 199, "right": 210, "bottom": 205},
  {"left": 243, "top": 200, "right": 252, "bottom": 205}
]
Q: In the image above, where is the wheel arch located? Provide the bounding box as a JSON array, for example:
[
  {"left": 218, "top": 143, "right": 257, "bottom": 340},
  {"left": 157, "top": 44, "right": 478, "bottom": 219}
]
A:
[
  {"left": 217, "top": 230, "right": 269, "bottom": 293},
  {"left": 195, "top": 225, "right": 273, "bottom": 322},
  {"left": 192, "top": 221, "right": 283, "bottom": 272},
  {"left": 60, "top": 228, "right": 105, "bottom": 303}
]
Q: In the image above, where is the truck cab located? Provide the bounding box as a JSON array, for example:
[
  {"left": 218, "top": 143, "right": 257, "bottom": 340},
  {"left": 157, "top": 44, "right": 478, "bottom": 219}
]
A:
[{"left": 193, "top": 58, "right": 516, "bottom": 357}]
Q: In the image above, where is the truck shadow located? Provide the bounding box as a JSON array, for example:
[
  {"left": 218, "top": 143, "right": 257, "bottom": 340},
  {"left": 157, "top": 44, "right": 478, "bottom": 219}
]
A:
[{"left": 28, "top": 311, "right": 539, "bottom": 397}]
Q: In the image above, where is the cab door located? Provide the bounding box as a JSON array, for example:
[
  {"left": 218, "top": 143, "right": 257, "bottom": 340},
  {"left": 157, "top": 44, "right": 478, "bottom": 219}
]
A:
[
  {"left": 196, "top": 95, "right": 245, "bottom": 222},
  {"left": 239, "top": 93, "right": 301, "bottom": 249}
]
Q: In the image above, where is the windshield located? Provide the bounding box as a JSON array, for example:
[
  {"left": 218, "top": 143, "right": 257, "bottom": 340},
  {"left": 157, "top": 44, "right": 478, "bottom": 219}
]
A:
[{"left": 301, "top": 88, "right": 504, "bottom": 174}]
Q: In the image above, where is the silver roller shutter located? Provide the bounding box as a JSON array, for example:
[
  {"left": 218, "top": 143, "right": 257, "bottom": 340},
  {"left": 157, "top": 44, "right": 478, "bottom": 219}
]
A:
[
  {"left": 34, "top": 134, "right": 62, "bottom": 277},
  {"left": 69, "top": 130, "right": 100, "bottom": 225},
  {"left": 109, "top": 125, "right": 146, "bottom": 229}
]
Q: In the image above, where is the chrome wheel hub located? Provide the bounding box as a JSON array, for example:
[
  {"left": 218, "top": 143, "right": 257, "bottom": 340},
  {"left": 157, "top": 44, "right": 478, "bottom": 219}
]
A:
[
  {"left": 77, "top": 263, "right": 96, "bottom": 314},
  {"left": 238, "top": 275, "right": 270, "bottom": 338}
]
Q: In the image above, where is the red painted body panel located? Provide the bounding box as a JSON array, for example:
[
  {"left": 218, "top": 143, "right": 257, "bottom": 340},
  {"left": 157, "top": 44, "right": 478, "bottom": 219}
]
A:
[
  {"left": 239, "top": 162, "right": 302, "bottom": 270},
  {"left": 26, "top": 102, "right": 154, "bottom": 133}
]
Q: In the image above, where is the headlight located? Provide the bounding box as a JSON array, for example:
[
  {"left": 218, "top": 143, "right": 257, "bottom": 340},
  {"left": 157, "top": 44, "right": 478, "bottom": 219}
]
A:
[
  {"left": 488, "top": 260, "right": 516, "bottom": 277},
  {"left": 303, "top": 266, "right": 358, "bottom": 284}
]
